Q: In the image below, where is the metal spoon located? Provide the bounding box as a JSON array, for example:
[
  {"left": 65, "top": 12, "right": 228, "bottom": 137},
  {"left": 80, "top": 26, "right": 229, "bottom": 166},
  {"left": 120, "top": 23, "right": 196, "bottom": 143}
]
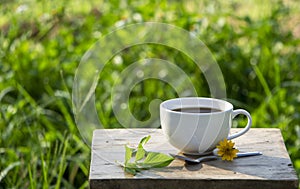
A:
[
  {"left": 170, "top": 154, "right": 218, "bottom": 163},
  {"left": 170, "top": 151, "right": 262, "bottom": 164}
]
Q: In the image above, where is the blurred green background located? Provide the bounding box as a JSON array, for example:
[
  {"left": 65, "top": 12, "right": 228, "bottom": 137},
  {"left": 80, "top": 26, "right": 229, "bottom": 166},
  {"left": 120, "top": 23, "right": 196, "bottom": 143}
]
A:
[{"left": 1, "top": 0, "right": 300, "bottom": 188}]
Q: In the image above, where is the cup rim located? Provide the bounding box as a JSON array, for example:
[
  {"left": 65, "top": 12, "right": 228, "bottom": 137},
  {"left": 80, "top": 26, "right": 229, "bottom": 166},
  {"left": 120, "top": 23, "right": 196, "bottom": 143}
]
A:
[{"left": 160, "top": 97, "right": 233, "bottom": 115}]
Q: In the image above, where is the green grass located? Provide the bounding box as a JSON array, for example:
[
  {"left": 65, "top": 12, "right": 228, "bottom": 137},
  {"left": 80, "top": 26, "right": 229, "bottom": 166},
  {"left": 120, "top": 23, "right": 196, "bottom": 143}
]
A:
[{"left": 1, "top": 0, "right": 300, "bottom": 188}]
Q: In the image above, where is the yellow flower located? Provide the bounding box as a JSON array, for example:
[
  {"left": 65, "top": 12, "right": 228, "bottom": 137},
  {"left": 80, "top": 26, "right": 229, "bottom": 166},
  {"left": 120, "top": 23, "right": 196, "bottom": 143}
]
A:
[{"left": 216, "top": 138, "right": 239, "bottom": 161}]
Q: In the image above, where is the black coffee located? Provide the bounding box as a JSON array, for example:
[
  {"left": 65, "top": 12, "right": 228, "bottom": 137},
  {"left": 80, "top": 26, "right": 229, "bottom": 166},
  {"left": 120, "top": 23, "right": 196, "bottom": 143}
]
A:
[{"left": 172, "top": 107, "right": 222, "bottom": 113}]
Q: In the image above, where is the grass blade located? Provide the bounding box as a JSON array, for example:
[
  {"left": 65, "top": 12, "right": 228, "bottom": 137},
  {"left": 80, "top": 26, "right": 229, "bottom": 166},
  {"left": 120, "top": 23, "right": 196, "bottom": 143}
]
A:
[
  {"left": 0, "top": 162, "right": 20, "bottom": 182},
  {"left": 55, "top": 136, "right": 69, "bottom": 189}
]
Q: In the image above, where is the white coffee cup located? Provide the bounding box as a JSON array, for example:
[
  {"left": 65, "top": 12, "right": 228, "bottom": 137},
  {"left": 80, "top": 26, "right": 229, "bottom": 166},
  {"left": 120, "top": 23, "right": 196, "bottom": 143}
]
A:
[{"left": 160, "top": 97, "right": 252, "bottom": 154}]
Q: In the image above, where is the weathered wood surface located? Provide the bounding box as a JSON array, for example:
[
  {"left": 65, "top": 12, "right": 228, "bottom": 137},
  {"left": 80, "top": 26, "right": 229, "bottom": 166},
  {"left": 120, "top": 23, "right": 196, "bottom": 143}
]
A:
[{"left": 90, "top": 128, "right": 299, "bottom": 189}]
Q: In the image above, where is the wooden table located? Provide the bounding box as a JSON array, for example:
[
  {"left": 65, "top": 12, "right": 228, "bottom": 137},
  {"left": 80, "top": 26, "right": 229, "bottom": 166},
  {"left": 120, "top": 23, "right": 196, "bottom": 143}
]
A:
[{"left": 89, "top": 128, "right": 299, "bottom": 189}]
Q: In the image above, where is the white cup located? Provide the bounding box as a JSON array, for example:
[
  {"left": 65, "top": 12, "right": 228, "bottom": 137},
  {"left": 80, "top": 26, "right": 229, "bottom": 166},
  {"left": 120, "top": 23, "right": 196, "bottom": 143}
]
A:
[{"left": 160, "top": 97, "right": 252, "bottom": 154}]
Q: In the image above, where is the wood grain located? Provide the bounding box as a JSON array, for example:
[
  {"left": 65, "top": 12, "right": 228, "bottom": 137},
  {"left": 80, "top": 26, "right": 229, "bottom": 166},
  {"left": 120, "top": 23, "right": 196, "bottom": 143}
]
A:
[{"left": 89, "top": 128, "right": 299, "bottom": 189}]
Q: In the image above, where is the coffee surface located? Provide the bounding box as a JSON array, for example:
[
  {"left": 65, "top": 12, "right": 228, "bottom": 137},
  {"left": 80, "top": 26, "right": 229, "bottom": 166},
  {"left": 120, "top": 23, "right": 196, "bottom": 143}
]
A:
[{"left": 172, "top": 107, "right": 222, "bottom": 113}]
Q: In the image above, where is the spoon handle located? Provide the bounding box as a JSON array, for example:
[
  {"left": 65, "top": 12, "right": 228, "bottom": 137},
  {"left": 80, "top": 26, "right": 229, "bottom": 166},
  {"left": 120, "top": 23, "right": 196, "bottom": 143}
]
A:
[
  {"left": 237, "top": 151, "right": 262, "bottom": 157},
  {"left": 169, "top": 153, "right": 190, "bottom": 161}
]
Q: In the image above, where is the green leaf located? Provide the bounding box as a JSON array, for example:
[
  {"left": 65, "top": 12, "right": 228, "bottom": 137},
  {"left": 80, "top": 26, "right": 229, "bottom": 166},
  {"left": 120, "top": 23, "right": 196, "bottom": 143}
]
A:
[
  {"left": 141, "top": 152, "right": 174, "bottom": 168},
  {"left": 124, "top": 163, "right": 142, "bottom": 175},
  {"left": 124, "top": 167, "right": 137, "bottom": 175},
  {"left": 125, "top": 162, "right": 141, "bottom": 169},
  {"left": 139, "top": 135, "right": 151, "bottom": 146},
  {"left": 125, "top": 145, "right": 134, "bottom": 164},
  {"left": 120, "top": 135, "right": 174, "bottom": 175},
  {"left": 135, "top": 145, "right": 146, "bottom": 162},
  {"left": 135, "top": 135, "right": 151, "bottom": 161}
]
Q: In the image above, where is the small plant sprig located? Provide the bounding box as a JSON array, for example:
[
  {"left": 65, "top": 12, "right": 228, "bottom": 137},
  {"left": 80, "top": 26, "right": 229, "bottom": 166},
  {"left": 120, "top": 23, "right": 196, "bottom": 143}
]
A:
[
  {"left": 216, "top": 138, "right": 239, "bottom": 161},
  {"left": 117, "top": 135, "right": 174, "bottom": 175}
]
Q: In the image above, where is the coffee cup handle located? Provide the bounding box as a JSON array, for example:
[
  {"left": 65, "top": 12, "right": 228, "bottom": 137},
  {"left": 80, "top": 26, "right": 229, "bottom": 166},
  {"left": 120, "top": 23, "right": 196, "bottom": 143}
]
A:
[{"left": 227, "top": 109, "right": 252, "bottom": 140}]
